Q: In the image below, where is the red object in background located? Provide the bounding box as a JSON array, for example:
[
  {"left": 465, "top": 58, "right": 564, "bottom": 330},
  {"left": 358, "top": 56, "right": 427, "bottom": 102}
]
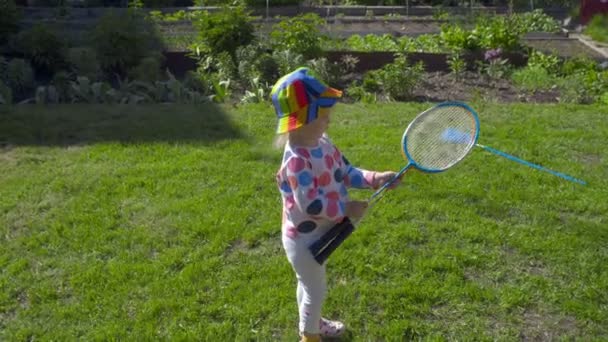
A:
[{"left": 581, "top": 0, "right": 608, "bottom": 24}]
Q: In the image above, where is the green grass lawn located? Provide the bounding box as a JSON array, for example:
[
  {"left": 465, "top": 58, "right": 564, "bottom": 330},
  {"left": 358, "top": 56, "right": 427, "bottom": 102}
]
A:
[{"left": 1, "top": 102, "right": 607, "bottom": 341}]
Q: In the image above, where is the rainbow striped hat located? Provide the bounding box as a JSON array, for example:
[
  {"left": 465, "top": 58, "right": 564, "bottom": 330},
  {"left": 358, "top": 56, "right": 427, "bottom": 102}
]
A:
[{"left": 270, "top": 67, "right": 343, "bottom": 134}]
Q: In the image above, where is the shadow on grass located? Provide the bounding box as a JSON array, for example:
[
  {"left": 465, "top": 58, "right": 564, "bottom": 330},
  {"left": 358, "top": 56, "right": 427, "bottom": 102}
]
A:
[{"left": 0, "top": 104, "right": 242, "bottom": 146}]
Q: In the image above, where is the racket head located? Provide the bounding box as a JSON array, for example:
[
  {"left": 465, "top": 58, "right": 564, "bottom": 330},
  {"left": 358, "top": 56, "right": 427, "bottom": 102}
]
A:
[{"left": 401, "top": 101, "right": 480, "bottom": 173}]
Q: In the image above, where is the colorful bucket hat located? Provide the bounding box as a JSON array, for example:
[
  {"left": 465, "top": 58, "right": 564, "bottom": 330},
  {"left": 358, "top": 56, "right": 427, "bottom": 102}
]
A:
[{"left": 270, "top": 67, "right": 343, "bottom": 134}]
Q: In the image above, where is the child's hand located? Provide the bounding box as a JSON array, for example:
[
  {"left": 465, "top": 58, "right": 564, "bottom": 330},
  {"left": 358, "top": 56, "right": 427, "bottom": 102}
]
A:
[
  {"left": 345, "top": 200, "right": 368, "bottom": 221},
  {"left": 373, "top": 171, "right": 402, "bottom": 190}
]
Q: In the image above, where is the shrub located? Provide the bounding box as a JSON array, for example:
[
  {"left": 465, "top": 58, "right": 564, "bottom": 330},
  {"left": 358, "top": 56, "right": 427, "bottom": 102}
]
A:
[
  {"left": 584, "top": 15, "right": 608, "bottom": 44},
  {"left": 345, "top": 83, "right": 377, "bottom": 104},
  {"left": 527, "top": 50, "right": 560, "bottom": 74},
  {"left": 193, "top": 6, "right": 254, "bottom": 60},
  {"left": 374, "top": 55, "right": 424, "bottom": 101},
  {"left": 5, "top": 58, "right": 35, "bottom": 95},
  {"left": 272, "top": 49, "right": 306, "bottom": 76},
  {"left": 270, "top": 13, "right": 327, "bottom": 60},
  {"left": 560, "top": 56, "right": 598, "bottom": 76},
  {"left": 440, "top": 24, "right": 477, "bottom": 52},
  {"left": 0, "top": 81, "right": 11, "bottom": 104},
  {"left": 475, "top": 16, "right": 523, "bottom": 51},
  {"left": 514, "top": 9, "right": 561, "bottom": 34},
  {"left": 92, "top": 10, "right": 164, "bottom": 76},
  {"left": 12, "top": 24, "right": 67, "bottom": 74},
  {"left": 447, "top": 52, "right": 466, "bottom": 77},
  {"left": 0, "top": 0, "right": 19, "bottom": 45},
  {"left": 67, "top": 47, "right": 102, "bottom": 81},
  {"left": 511, "top": 66, "right": 557, "bottom": 91},
  {"left": 129, "top": 54, "right": 165, "bottom": 83},
  {"left": 559, "top": 70, "right": 608, "bottom": 104},
  {"left": 236, "top": 43, "right": 279, "bottom": 87}
]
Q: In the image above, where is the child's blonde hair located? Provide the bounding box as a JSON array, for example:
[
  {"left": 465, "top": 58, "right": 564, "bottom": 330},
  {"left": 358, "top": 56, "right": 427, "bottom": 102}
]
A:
[{"left": 274, "top": 133, "right": 289, "bottom": 149}]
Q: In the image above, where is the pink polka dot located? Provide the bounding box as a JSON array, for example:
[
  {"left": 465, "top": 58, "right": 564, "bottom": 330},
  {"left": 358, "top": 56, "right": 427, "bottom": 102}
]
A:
[
  {"left": 296, "top": 148, "right": 310, "bottom": 159},
  {"left": 307, "top": 188, "right": 318, "bottom": 200},
  {"left": 286, "top": 227, "right": 298, "bottom": 239},
  {"left": 285, "top": 195, "right": 295, "bottom": 209},
  {"left": 325, "top": 191, "right": 340, "bottom": 201},
  {"left": 324, "top": 155, "right": 334, "bottom": 169},
  {"left": 318, "top": 172, "right": 331, "bottom": 186},
  {"left": 327, "top": 201, "right": 338, "bottom": 217},
  {"left": 333, "top": 149, "right": 341, "bottom": 162},
  {"left": 287, "top": 157, "right": 306, "bottom": 173}
]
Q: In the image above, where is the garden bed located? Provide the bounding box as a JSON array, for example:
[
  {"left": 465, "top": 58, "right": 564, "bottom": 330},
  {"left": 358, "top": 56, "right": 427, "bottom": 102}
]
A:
[{"left": 409, "top": 71, "right": 561, "bottom": 103}]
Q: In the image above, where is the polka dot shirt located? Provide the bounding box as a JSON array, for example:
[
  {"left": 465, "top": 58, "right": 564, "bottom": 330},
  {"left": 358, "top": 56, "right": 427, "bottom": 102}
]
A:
[{"left": 276, "top": 135, "right": 375, "bottom": 240}]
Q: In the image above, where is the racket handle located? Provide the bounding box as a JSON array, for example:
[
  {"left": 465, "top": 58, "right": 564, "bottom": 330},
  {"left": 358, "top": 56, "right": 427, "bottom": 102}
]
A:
[
  {"left": 369, "top": 164, "right": 410, "bottom": 204},
  {"left": 309, "top": 217, "right": 355, "bottom": 265}
]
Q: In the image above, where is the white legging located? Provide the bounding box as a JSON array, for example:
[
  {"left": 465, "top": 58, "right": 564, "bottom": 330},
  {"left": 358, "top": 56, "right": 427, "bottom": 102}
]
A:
[{"left": 283, "top": 235, "right": 327, "bottom": 334}]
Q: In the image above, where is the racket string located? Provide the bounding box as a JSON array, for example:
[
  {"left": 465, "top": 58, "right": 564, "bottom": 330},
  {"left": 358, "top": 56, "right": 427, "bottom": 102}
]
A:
[{"left": 407, "top": 106, "right": 477, "bottom": 171}]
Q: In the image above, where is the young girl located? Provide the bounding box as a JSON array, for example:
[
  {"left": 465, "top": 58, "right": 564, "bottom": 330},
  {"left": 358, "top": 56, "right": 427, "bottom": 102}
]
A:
[{"left": 271, "top": 68, "right": 401, "bottom": 341}]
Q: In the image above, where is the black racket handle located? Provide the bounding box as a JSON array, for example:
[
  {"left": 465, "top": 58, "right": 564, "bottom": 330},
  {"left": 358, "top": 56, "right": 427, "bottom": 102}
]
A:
[
  {"left": 309, "top": 217, "right": 353, "bottom": 256},
  {"left": 309, "top": 218, "right": 348, "bottom": 256},
  {"left": 309, "top": 217, "right": 355, "bottom": 265}
]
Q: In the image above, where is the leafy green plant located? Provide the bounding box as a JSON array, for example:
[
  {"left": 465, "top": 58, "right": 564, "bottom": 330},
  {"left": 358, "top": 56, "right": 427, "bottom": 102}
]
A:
[
  {"left": 51, "top": 71, "right": 72, "bottom": 103},
  {"left": 361, "top": 72, "right": 381, "bottom": 93},
  {"left": 12, "top": 24, "right": 67, "bottom": 74},
  {"left": 240, "top": 76, "right": 269, "bottom": 104},
  {"left": 210, "top": 78, "right": 231, "bottom": 103},
  {"left": 345, "top": 34, "right": 398, "bottom": 52},
  {"left": 0, "top": 81, "right": 12, "bottom": 104},
  {"left": 475, "top": 16, "right": 522, "bottom": 51},
  {"left": 236, "top": 44, "right": 279, "bottom": 87},
  {"left": 193, "top": 5, "right": 254, "bottom": 59},
  {"left": 558, "top": 70, "right": 608, "bottom": 104},
  {"left": 514, "top": 9, "right": 561, "bottom": 33},
  {"left": 600, "top": 92, "right": 608, "bottom": 105},
  {"left": 447, "top": 52, "right": 466, "bottom": 78},
  {"left": 270, "top": 13, "right": 326, "bottom": 59},
  {"left": 34, "top": 85, "right": 60, "bottom": 104},
  {"left": 196, "top": 51, "right": 236, "bottom": 82},
  {"left": 432, "top": 7, "right": 449, "bottom": 21},
  {"left": 92, "top": 9, "right": 164, "bottom": 75},
  {"left": 67, "top": 47, "right": 101, "bottom": 81},
  {"left": 511, "top": 66, "right": 557, "bottom": 91},
  {"left": 345, "top": 83, "right": 377, "bottom": 103},
  {"left": 129, "top": 54, "right": 164, "bottom": 83},
  {"left": 409, "top": 34, "right": 444, "bottom": 53},
  {"left": 560, "top": 56, "right": 598, "bottom": 76},
  {"left": 272, "top": 49, "right": 306, "bottom": 76},
  {"left": 69, "top": 76, "right": 111, "bottom": 103},
  {"left": 306, "top": 58, "right": 338, "bottom": 88},
  {"left": 483, "top": 58, "right": 512, "bottom": 80},
  {"left": 0, "top": 0, "right": 19, "bottom": 45},
  {"left": 5, "top": 58, "right": 34, "bottom": 95},
  {"left": 527, "top": 50, "right": 560, "bottom": 74},
  {"left": 374, "top": 55, "right": 424, "bottom": 101},
  {"left": 584, "top": 15, "right": 608, "bottom": 44},
  {"left": 0, "top": 55, "right": 6, "bottom": 80}
]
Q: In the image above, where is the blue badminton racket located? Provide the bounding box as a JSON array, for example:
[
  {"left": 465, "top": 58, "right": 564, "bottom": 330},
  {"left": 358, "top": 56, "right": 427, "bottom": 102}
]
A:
[
  {"left": 310, "top": 101, "right": 479, "bottom": 264},
  {"left": 369, "top": 101, "right": 481, "bottom": 204},
  {"left": 440, "top": 102, "right": 587, "bottom": 185}
]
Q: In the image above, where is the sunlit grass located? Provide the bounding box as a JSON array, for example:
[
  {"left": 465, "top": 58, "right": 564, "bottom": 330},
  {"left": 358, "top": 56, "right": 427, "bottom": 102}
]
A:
[{"left": 1, "top": 102, "right": 606, "bottom": 340}]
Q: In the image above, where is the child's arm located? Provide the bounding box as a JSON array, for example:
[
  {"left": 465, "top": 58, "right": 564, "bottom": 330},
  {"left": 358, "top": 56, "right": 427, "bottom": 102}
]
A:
[
  {"left": 282, "top": 156, "right": 346, "bottom": 222},
  {"left": 342, "top": 155, "right": 401, "bottom": 190},
  {"left": 341, "top": 154, "right": 376, "bottom": 189}
]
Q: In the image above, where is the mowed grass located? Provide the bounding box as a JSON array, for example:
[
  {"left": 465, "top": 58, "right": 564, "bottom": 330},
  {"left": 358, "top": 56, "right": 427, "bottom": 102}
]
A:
[{"left": 0, "top": 102, "right": 607, "bottom": 341}]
